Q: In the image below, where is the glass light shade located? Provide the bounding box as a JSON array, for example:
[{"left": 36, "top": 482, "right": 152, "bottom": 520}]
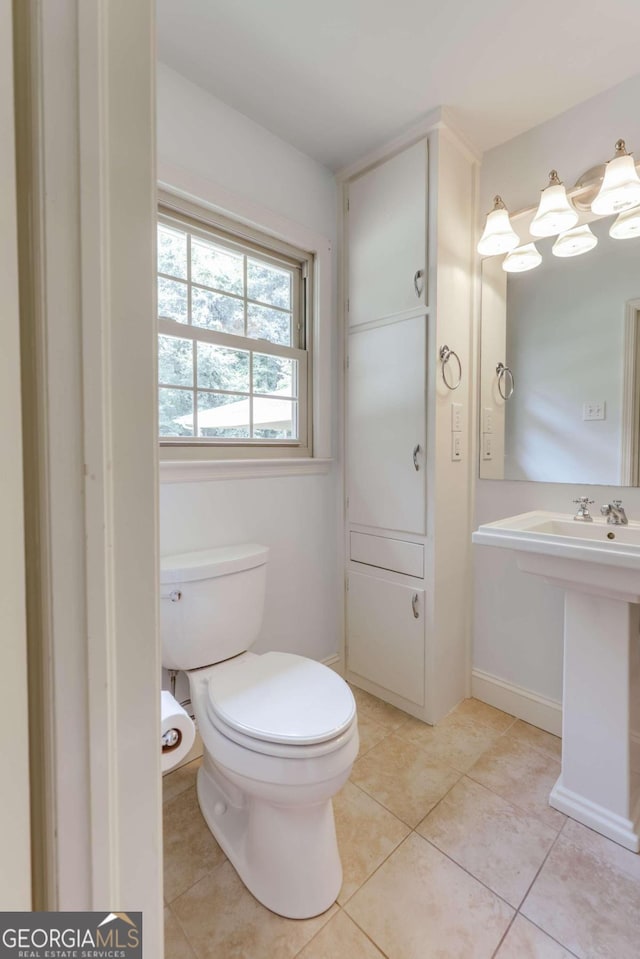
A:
[
  {"left": 477, "top": 196, "right": 519, "bottom": 256},
  {"left": 530, "top": 172, "right": 578, "bottom": 237},
  {"left": 591, "top": 151, "right": 640, "bottom": 215},
  {"left": 609, "top": 205, "right": 640, "bottom": 239},
  {"left": 502, "top": 243, "right": 542, "bottom": 273},
  {"left": 552, "top": 224, "right": 598, "bottom": 258}
]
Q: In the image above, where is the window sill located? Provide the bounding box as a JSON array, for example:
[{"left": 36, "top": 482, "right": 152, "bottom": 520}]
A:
[{"left": 159, "top": 457, "right": 333, "bottom": 484}]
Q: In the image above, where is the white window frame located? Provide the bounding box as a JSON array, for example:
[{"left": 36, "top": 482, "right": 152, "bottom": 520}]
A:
[
  {"left": 157, "top": 174, "right": 333, "bottom": 482},
  {"left": 158, "top": 200, "right": 313, "bottom": 457}
]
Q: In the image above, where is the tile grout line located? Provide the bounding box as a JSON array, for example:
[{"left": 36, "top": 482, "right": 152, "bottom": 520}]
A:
[
  {"left": 509, "top": 817, "right": 584, "bottom": 959},
  {"left": 463, "top": 765, "right": 566, "bottom": 835},
  {"left": 291, "top": 906, "right": 392, "bottom": 959},
  {"left": 165, "top": 900, "right": 201, "bottom": 959},
  {"left": 489, "top": 912, "right": 518, "bottom": 959}
]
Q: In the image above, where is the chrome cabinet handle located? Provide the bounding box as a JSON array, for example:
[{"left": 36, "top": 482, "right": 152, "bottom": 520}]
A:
[
  {"left": 414, "top": 269, "right": 424, "bottom": 298},
  {"left": 411, "top": 593, "right": 419, "bottom": 619},
  {"left": 413, "top": 444, "right": 421, "bottom": 471},
  {"left": 496, "top": 362, "right": 514, "bottom": 400}
]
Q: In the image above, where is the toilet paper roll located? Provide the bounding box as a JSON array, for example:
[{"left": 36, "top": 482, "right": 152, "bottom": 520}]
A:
[{"left": 161, "top": 690, "right": 196, "bottom": 773}]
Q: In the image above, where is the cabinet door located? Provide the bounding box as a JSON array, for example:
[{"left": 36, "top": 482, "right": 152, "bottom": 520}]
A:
[
  {"left": 348, "top": 139, "right": 427, "bottom": 327},
  {"left": 347, "top": 315, "right": 426, "bottom": 534},
  {"left": 347, "top": 571, "right": 425, "bottom": 706}
]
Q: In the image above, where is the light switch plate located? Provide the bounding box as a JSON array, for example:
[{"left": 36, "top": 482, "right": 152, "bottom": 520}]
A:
[
  {"left": 451, "top": 402, "right": 463, "bottom": 433},
  {"left": 483, "top": 407, "right": 494, "bottom": 434},
  {"left": 583, "top": 401, "right": 606, "bottom": 421},
  {"left": 482, "top": 433, "right": 493, "bottom": 460},
  {"left": 451, "top": 431, "right": 462, "bottom": 461}
]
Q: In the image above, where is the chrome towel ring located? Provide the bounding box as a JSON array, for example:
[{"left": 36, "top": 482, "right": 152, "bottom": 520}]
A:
[
  {"left": 439, "top": 345, "right": 462, "bottom": 391},
  {"left": 496, "top": 362, "right": 515, "bottom": 400}
]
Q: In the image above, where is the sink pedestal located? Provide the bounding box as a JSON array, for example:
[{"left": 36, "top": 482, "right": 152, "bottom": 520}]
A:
[
  {"left": 473, "top": 511, "right": 640, "bottom": 853},
  {"left": 549, "top": 590, "right": 640, "bottom": 852}
]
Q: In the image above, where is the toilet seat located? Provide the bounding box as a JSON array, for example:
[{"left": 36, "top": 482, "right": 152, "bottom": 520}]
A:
[{"left": 205, "top": 652, "right": 356, "bottom": 756}]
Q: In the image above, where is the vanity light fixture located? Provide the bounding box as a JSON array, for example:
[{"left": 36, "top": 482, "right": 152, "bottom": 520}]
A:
[
  {"left": 552, "top": 224, "right": 598, "bottom": 258},
  {"left": 502, "top": 243, "right": 542, "bottom": 273},
  {"left": 609, "top": 205, "right": 640, "bottom": 240},
  {"left": 477, "top": 195, "right": 520, "bottom": 256},
  {"left": 591, "top": 140, "right": 640, "bottom": 215},
  {"left": 530, "top": 171, "right": 578, "bottom": 237}
]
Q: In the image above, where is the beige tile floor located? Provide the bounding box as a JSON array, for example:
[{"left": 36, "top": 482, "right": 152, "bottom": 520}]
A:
[{"left": 163, "top": 688, "right": 640, "bottom": 959}]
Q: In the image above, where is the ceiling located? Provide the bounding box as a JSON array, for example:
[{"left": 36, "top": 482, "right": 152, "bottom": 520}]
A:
[{"left": 156, "top": 0, "right": 640, "bottom": 171}]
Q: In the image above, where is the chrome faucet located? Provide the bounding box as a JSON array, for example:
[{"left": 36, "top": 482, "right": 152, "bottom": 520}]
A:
[
  {"left": 601, "top": 500, "right": 628, "bottom": 525},
  {"left": 573, "top": 497, "right": 594, "bottom": 522}
]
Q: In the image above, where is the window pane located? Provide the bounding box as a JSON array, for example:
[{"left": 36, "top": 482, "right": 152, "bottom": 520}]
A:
[
  {"left": 253, "top": 353, "right": 295, "bottom": 396},
  {"left": 158, "top": 276, "right": 188, "bottom": 323},
  {"left": 191, "top": 237, "right": 243, "bottom": 294},
  {"left": 197, "top": 343, "right": 249, "bottom": 392},
  {"left": 252, "top": 397, "right": 296, "bottom": 439},
  {"left": 247, "top": 303, "right": 292, "bottom": 346},
  {"left": 247, "top": 259, "right": 291, "bottom": 310},
  {"left": 159, "top": 335, "right": 193, "bottom": 387},
  {"left": 158, "top": 224, "right": 187, "bottom": 279},
  {"left": 159, "top": 387, "right": 194, "bottom": 437},
  {"left": 192, "top": 288, "right": 244, "bottom": 335},
  {"left": 197, "top": 391, "right": 250, "bottom": 438}
]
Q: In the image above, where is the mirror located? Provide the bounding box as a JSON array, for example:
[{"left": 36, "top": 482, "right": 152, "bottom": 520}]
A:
[{"left": 479, "top": 214, "right": 640, "bottom": 485}]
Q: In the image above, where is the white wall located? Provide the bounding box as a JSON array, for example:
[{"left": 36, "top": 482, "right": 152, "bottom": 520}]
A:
[
  {"left": 474, "top": 71, "right": 640, "bottom": 712},
  {"left": 157, "top": 65, "right": 341, "bottom": 699}
]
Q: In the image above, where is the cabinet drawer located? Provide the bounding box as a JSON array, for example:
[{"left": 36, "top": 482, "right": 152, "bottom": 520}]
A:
[{"left": 350, "top": 532, "right": 424, "bottom": 578}]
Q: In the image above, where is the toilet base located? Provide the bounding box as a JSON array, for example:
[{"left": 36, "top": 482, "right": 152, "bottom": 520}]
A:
[{"left": 196, "top": 756, "right": 343, "bottom": 918}]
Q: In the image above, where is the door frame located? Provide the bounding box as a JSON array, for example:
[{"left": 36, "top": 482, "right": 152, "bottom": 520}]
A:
[
  {"left": 0, "top": 0, "right": 31, "bottom": 910},
  {"left": 13, "top": 0, "right": 162, "bottom": 949}
]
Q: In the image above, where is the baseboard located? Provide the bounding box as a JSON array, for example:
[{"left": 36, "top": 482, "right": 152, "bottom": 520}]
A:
[
  {"left": 550, "top": 776, "right": 640, "bottom": 852},
  {"left": 471, "top": 668, "right": 562, "bottom": 737},
  {"left": 322, "top": 654, "right": 344, "bottom": 676}
]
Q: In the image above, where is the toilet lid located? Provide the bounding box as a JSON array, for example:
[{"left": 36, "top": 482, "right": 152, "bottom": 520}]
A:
[{"left": 207, "top": 652, "right": 356, "bottom": 746}]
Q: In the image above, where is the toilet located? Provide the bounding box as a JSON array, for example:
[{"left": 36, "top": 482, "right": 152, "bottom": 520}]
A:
[{"left": 160, "top": 543, "right": 359, "bottom": 919}]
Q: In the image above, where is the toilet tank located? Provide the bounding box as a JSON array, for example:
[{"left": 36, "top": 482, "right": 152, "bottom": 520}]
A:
[{"left": 160, "top": 544, "right": 269, "bottom": 671}]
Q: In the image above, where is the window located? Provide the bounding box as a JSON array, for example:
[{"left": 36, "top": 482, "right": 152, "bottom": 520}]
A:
[{"left": 157, "top": 204, "right": 312, "bottom": 455}]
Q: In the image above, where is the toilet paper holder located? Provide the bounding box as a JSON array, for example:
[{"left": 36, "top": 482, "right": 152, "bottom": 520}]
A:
[{"left": 161, "top": 727, "right": 183, "bottom": 752}]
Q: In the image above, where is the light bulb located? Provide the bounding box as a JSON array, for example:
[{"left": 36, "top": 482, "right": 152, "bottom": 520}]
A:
[
  {"left": 502, "top": 243, "right": 542, "bottom": 273},
  {"left": 609, "top": 206, "right": 640, "bottom": 239},
  {"left": 477, "top": 196, "right": 519, "bottom": 256},
  {"left": 591, "top": 140, "right": 640, "bottom": 215},
  {"left": 552, "top": 224, "right": 598, "bottom": 258},
  {"left": 530, "top": 171, "right": 578, "bottom": 237}
]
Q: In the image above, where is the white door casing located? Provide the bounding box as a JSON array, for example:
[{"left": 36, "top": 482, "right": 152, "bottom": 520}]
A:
[
  {"left": 0, "top": 0, "right": 31, "bottom": 910},
  {"left": 13, "top": 0, "right": 162, "bottom": 951}
]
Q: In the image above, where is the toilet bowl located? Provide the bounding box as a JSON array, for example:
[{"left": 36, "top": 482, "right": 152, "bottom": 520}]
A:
[{"left": 160, "top": 545, "right": 359, "bottom": 918}]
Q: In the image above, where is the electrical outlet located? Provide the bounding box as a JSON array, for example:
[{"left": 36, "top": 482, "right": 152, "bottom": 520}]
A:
[
  {"left": 482, "top": 433, "right": 493, "bottom": 460},
  {"left": 451, "top": 432, "right": 462, "bottom": 461}
]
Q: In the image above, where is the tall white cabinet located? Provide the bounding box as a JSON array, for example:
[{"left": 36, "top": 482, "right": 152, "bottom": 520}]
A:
[{"left": 343, "top": 120, "right": 478, "bottom": 723}]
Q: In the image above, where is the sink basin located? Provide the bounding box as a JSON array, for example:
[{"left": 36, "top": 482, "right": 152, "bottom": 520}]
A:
[
  {"left": 473, "top": 509, "right": 640, "bottom": 852},
  {"left": 473, "top": 510, "right": 640, "bottom": 602},
  {"left": 474, "top": 509, "right": 640, "bottom": 559}
]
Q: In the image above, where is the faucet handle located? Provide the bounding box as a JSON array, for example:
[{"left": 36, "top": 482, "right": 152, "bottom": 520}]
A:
[{"left": 573, "top": 497, "right": 594, "bottom": 521}]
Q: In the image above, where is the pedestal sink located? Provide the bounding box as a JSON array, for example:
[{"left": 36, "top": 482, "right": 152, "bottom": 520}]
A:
[{"left": 473, "top": 510, "right": 640, "bottom": 852}]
